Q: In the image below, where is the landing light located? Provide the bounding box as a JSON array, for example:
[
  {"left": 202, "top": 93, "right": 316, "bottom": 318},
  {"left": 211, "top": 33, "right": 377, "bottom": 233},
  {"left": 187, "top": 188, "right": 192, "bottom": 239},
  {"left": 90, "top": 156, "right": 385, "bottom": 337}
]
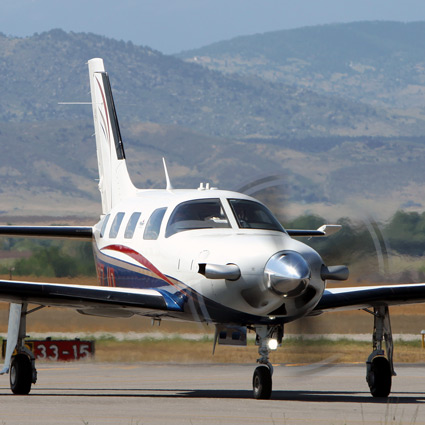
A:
[{"left": 267, "top": 339, "right": 278, "bottom": 351}]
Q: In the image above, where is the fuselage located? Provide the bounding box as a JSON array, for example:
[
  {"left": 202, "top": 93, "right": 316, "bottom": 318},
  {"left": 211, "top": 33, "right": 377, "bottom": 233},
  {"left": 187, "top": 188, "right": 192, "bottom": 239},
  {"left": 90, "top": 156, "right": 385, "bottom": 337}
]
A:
[{"left": 92, "top": 187, "right": 326, "bottom": 325}]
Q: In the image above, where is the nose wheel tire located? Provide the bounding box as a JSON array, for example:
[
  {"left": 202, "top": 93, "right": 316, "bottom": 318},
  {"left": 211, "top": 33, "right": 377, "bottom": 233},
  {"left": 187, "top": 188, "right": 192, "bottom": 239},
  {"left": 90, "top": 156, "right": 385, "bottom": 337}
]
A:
[
  {"left": 253, "top": 365, "right": 272, "bottom": 399},
  {"left": 367, "top": 356, "right": 392, "bottom": 398},
  {"left": 10, "top": 354, "right": 32, "bottom": 395}
]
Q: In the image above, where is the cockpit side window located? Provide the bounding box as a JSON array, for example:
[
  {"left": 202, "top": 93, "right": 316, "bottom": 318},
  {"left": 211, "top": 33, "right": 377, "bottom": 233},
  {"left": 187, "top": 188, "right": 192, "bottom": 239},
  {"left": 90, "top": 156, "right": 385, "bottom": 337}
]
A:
[
  {"left": 124, "top": 212, "right": 141, "bottom": 239},
  {"left": 228, "top": 199, "right": 285, "bottom": 233},
  {"left": 100, "top": 214, "right": 110, "bottom": 238},
  {"left": 166, "top": 199, "right": 230, "bottom": 238},
  {"left": 109, "top": 212, "right": 125, "bottom": 239},
  {"left": 143, "top": 207, "right": 167, "bottom": 240}
]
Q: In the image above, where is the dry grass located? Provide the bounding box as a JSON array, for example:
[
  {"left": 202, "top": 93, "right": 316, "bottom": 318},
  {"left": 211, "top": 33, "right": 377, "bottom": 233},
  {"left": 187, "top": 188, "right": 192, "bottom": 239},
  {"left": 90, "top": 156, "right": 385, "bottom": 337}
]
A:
[{"left": 89, "top": 337, "right": 425, "bottom": 365}]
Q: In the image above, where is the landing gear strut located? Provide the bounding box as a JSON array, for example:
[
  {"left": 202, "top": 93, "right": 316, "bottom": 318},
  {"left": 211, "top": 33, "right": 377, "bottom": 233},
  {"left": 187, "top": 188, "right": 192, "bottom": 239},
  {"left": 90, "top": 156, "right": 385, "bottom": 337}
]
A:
[
  {"left": 252, "top": 325, "right": 282, "bottom": 399},
  {"left": 3, "top": 303, "right": 38, "bottom": 395},
  {"left": 365, "top": 306, "right": 394, "bottom": 398}
]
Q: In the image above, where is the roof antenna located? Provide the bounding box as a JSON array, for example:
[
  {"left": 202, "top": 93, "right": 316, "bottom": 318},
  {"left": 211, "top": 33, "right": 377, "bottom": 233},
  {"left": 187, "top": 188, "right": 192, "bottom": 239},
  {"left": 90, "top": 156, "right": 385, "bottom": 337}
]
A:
[{"left": 162, "top": 158, "right": 173, "bottom": 191}]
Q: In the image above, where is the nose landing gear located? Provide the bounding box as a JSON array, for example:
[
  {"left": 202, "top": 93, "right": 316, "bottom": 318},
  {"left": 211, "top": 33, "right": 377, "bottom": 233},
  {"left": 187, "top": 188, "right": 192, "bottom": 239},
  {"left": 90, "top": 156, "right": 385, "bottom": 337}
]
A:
[
  {"left": 252, "top": 325, "right": 282, "bottom": 399},
  {"left": 253, "top": 365, "right": 272, "bottom": 399}
]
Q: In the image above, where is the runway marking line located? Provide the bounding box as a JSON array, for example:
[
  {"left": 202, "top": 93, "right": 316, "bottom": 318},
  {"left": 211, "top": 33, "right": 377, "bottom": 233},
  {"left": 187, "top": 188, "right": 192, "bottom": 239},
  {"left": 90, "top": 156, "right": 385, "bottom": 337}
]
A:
[{"left": 37, "top": 367, "right": 79, "bottom": 371}]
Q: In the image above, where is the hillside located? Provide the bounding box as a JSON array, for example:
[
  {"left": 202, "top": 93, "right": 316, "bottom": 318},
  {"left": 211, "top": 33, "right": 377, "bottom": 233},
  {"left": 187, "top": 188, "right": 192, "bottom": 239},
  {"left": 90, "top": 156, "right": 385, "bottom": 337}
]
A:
[
  {"left": 178, "top": 21, "right": 425, "bottom": 110},
  {"left": 1, "top": 29, "right": 422, "bottom": 139},
  {"left": 0, "top": 28, "right": 425, "bottom": 220}
]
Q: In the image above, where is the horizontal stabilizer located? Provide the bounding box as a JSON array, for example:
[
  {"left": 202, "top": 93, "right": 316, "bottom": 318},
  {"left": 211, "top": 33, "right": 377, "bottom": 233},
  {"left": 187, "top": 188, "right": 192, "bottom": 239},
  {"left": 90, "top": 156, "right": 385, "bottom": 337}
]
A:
[
  {"left": 287, "top": 224, "right": 341, "bottom": 238},
  {"left": 0, "top": 226, "right": 92, "bottom": 240}
]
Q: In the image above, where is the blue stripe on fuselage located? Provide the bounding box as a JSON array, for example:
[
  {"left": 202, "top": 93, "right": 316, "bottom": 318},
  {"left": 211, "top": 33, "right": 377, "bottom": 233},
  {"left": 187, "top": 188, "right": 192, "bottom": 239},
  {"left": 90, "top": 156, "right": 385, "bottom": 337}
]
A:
[
  {"left": 94, "top": 247, "right": 187, "bottom": 311},
  {"left": 96, "top": 256, "right": 166, "bottom": 288}
]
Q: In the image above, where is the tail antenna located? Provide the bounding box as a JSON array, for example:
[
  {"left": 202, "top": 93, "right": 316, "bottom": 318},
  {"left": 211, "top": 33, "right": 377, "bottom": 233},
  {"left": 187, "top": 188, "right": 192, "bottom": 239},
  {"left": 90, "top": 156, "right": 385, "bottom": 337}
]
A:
[{"left": 162, "top": 158, "right": 173, "bottom": 191}]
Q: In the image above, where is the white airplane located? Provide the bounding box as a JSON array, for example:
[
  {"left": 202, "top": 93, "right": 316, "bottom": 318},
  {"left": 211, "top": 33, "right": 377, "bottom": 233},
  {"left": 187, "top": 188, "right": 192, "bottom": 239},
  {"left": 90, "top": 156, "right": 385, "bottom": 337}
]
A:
[{"left": 0, "top": 58, "right": 424, "bottom": 398}]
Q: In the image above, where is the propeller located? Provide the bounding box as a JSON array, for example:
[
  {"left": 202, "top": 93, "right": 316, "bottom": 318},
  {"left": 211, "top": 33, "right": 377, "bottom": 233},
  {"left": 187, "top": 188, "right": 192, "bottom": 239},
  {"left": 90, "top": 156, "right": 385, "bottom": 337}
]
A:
[{"left": 236, "top": 173, "right": 392, "bottom": 370}]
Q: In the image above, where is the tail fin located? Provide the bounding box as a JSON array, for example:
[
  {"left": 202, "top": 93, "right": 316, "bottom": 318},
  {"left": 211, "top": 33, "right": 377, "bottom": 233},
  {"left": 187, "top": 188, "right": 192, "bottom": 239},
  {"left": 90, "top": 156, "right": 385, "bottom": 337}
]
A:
[{"left": 88, "top": 58, "right": 136, "bottom": 214}]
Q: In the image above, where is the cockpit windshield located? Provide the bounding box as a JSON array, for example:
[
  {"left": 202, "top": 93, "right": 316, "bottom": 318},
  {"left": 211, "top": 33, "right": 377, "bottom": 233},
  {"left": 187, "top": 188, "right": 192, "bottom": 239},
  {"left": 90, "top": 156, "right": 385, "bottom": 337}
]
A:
[
  {"left": 166, "top": 199, "right": 230, "bottom": 237},
  {"left": 228, "top": 199, "right": 285, "bottom": 233}
]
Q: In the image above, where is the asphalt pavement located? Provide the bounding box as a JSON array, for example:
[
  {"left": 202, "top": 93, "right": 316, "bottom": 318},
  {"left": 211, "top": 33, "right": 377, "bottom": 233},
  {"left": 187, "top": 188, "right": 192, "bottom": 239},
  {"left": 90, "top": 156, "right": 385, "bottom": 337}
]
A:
[{"left": 0, "top": 362, "right": 424, "bottom": 424}]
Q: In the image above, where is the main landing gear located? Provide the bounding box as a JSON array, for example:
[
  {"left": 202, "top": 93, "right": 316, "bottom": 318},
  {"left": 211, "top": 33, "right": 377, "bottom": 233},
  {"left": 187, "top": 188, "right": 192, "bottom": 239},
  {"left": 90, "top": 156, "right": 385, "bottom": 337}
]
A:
[
  {"left": 365, "top": 306, "right": 395, "bottom": 398},
  {"left": 10, "top": 353, "right": 34, "bottom": 395},
  {"left": 252, "top": 325, "right": 282, "bottom": 399},
  {"left": 3, "top": 303, "right": 38, "bottom": 395}
]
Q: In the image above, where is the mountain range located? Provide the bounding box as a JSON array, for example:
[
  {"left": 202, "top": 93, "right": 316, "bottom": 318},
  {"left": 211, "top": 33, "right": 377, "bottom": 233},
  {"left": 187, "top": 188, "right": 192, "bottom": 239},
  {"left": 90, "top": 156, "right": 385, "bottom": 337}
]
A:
[
  {"left": 0, "top": 22, "right": 425, "bottom": 221},
  {"left": 178, "top": 21, "right": 425, "bottom": 110}
]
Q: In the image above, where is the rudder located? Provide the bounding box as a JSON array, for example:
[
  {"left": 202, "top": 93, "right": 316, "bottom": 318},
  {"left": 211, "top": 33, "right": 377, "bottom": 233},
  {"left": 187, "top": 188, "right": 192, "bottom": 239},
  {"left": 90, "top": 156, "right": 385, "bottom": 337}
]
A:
[{"left": 88, "top": 58, "right": 136, "bottom": 214}]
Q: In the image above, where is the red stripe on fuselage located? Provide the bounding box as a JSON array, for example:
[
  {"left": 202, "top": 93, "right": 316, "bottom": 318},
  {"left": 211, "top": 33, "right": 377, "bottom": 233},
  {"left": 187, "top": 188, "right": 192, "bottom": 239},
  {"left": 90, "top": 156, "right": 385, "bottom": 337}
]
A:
[{"left": 102, "top": 244, "right": 184, "bottom": 293}]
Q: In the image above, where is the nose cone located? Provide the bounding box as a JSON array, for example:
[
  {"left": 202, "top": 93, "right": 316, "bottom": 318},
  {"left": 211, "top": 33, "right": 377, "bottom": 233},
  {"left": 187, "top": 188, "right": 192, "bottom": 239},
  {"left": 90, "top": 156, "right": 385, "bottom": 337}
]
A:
[{"left": 264, "top": 251, "right": 311, "bottom": 297}]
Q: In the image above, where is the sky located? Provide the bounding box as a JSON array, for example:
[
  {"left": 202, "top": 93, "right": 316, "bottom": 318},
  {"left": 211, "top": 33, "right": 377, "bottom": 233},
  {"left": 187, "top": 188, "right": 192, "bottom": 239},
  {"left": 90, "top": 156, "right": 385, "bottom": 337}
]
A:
[{"left": 1, "top": 0, "right": 425, "bottom": 54}]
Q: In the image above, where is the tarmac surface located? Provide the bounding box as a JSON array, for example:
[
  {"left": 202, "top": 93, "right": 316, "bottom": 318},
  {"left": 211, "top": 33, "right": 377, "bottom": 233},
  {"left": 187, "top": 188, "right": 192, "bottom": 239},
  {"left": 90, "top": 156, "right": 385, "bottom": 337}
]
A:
[{"left": 0, "top": 362, "right": 425, "bottom": 424}]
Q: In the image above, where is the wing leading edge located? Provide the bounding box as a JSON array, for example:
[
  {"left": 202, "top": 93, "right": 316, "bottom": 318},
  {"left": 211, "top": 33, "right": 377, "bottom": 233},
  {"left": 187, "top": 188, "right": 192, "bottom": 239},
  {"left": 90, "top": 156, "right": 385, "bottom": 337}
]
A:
[
  {"left": 314, "top": 283, "right": 425, "bottom": 313},
  {"left": 0, "top": 280, "right": 183, "bottom": 316}
]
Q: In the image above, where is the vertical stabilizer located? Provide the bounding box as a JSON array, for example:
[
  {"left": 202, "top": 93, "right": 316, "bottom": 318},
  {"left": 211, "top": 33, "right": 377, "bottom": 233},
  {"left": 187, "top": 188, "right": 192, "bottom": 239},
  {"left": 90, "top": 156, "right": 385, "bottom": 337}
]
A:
[{"left": 88, "top": 58, "right": 136, "bottom": 214}]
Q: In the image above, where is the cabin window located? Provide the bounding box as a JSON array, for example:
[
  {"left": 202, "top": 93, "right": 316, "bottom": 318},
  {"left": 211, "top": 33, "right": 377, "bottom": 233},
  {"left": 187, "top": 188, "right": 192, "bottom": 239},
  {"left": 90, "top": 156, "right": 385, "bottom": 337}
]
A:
[
  {"left": 166, "top": 199, "right": 230, "bottom": 238},
  {"left": 228, "top": 199, "right": 285, "bottom": 233},
  {"left": 143, "top": 207, "right": 167, "bottom": 240},
  {"left": 124, "top": 212, "right": 141, "bottom": 239},
  {"left": 100, "top": 214, "right": 110, "bottom": 238},
  {"left": 109, "top": 212, "right": 125, "bottom": 238}
]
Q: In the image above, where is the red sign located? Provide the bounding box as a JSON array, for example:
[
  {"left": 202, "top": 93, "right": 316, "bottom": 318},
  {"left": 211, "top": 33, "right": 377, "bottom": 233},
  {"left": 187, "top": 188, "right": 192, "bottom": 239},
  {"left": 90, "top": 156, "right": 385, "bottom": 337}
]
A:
[{"left": 2, "top": 339, "right": 95, "bottom": 361}]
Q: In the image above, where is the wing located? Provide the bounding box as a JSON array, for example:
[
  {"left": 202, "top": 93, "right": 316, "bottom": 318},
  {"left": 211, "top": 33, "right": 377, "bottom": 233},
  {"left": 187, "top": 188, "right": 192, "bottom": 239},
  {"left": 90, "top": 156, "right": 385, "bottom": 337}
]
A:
[
  {"left": 314, "top": 283, "right": 425, "bottom": 313},
  {"left": 0, "top": 226, "right": 92, "bottom": 240},
  {"left": 0, "top": 280, "right": 183, "bottom": 316},
  {"left": 0, "top": 226, "right": 184, "bottom": 315}
]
